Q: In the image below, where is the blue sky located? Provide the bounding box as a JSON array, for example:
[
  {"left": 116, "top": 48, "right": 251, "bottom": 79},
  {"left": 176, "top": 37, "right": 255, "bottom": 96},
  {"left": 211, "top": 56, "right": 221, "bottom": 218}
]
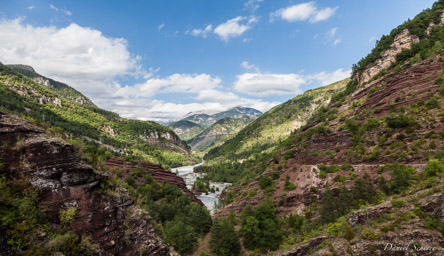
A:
[{"left": 0, "top": 0, "right": 437, "bottom": 122}]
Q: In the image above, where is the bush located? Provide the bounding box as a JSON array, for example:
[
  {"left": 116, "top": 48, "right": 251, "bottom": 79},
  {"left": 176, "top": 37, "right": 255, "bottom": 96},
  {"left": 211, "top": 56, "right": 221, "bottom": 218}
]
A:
[
  {"left": 385, "top": 114, "right": 412, "bottom": 128},
  {"left": 360, "top": 228, "right": 381, "bottom": 240},
  {"left": 284, "top": 175, "right": 296, "bottom": 191},
  {"left": 424, "top": 159, "right": 443, "bottom": 177},
  {"left": 259, "top": 176, "right": 273, "bottom": 190},
  {"left": 387, "top": 163, "right": 414, "bottom": 194},
  {"left": 60, "top": 207, "right": 77, "bottom": 228},
  {"left": 391, "top": 199, "right": 406, "bottom": 208}
]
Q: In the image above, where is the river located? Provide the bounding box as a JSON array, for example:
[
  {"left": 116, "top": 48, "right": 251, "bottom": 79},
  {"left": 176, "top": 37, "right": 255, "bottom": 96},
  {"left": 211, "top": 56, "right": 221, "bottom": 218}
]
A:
[{"left": 171, "top": 161, "right": 231, "bottom": 214}]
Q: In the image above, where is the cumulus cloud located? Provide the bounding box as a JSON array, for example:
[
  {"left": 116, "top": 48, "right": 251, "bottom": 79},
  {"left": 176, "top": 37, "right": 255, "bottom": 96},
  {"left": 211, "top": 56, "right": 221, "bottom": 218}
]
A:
[
  {"left": 0, "top": 18, "right": 142, "bottom": 98},
  {"left": 234, "top": 68, "right": 350, "bottom": 97},
  {"left": 27, "top": 6, "right": 35, "bottom": 10},
  {"left": 214, "top": 16, "right": 257, "bottom": 41},
  {"left": 271, "top": 2, "right": 337, "bottom": 23},
  {"left": 113, "top": 73, "right": 222, "bottom": 99}
]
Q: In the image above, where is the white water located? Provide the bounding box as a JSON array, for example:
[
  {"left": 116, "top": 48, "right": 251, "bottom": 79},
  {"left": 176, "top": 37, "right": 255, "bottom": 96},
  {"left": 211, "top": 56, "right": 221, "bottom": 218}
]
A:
[{"left": 171, "top": 161, "right": 231, "bottom": 214}]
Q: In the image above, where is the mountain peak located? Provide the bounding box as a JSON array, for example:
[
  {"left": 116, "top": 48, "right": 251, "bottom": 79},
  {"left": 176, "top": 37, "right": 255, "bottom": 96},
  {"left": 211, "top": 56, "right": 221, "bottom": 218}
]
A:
[{"left": 7, "top": 64, "right": 36, "bottom": 74}]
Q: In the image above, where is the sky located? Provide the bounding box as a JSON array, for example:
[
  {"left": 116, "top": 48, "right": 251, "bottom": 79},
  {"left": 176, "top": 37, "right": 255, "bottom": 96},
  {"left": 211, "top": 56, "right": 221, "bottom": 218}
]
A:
[{"left": 0, "top": 0, "right": 437, "bottom": 122}]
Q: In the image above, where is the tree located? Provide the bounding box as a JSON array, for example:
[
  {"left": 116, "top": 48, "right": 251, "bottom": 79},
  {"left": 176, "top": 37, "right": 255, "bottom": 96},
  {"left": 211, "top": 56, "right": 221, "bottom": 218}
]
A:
[
  {"left": 188, "top": 204, "right": 212, "bottom": 235},
  {"left": 241, "top": 199, "right": 282, "bottom": 251},
  {"left": 241, "top": 204, "right": 254, "bottom": 226},
  {"left": 210, "top": 218, "right": 241, "bottom": 256},
  {"left": 241, "top": 216, "right": 261, "bottom": 250},
  {"left": 165, "top": 219, "right": 197, "bottom": 254},
  {"left": 320, "top": 185, "right": 338, "bottom": 223},
  {"left": 387, "top": 163, "right": 413, "bottom": 194}
]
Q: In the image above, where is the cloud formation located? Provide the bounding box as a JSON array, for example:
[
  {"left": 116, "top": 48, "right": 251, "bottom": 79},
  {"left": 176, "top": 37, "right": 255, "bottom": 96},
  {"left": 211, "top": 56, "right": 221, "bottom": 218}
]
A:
[
  {"left": 271, "top": 2, "right": 337, "bottom": 23},
  {"left": 234, "top": 68, "right": 350, "bottom": 97},
  {"left": 189, "top": 16, "right": 258, "bottom": 41},
  {"left": 214, "top": 16, "right": 257, "bottom": 41}
]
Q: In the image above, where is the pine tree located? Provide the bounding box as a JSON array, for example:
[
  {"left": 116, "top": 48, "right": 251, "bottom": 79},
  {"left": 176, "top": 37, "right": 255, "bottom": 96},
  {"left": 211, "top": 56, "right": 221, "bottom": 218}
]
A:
[{"left": 320, "top": 185, "right": 338, "bottom": 223}]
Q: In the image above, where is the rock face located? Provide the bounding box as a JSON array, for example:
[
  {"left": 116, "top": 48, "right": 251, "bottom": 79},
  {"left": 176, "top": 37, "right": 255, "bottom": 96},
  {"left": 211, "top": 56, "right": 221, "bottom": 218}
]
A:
[
  {"left": 0, "top": 112, "right": 175, "bottom": 255},
  {"left": 32, "top": 77, "right": 51, "bottom": 86},
  {"left": 142, "top": 131, "right": 191, "bottom": 153},
  {"left": 105, "top": 157, "right": 203, "bottom": 205},
  {"left": 354, "top": 29, "right": 419, "bottom": 85}
]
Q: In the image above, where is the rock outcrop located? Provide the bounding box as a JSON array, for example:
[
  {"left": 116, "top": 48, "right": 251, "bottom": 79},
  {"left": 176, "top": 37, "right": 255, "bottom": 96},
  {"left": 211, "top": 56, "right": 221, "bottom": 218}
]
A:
[
  {"left": 0, "top": 112, "right": 176, "bottom": 255},
  {"left": 353, "top": 29, "right": 419, "bottom": 85}
]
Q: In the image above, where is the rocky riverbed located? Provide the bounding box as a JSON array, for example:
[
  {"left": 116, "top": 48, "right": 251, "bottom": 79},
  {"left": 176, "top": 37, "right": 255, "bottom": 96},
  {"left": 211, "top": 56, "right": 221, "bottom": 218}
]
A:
[{"left": 172, "top": 161, "right": 231, "bottom": 214}]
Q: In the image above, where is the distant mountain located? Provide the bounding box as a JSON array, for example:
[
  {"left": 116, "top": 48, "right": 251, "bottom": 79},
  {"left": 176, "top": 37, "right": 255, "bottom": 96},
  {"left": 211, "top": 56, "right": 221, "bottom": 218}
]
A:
[
  {"left": 176, "top": 106, "right": 262, "bottom": 129},
  {"left": 188, "top": 116, "right": 256, "bottom": 152},
  {"left": 181, "top": 113, "right": 215, "bottom": 129},
  {"left": 168, "top": 120, "right": 204, "bottom": 141},
  {"left": 212, "top": 106, "right": 262, "bottom": 121},
  {"left": 168, "top": 106, "right": 262, "bottom": 145}
]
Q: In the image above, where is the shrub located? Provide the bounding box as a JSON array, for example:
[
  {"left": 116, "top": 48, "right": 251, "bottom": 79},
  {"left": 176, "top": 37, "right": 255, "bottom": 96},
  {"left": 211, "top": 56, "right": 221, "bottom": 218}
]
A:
[
  {"left": 259, "top": 176, "right": 273, "bottom": 190},
  {"left": 60, "top": 207, "right": 77, "bottom": 228},
  {"left": 391, "top": 199, "right": 406, "bottom": 208},
  {"left": 284, "top": 175, "right": 296, "bottom": 191},
  {"left": 424, "top": 159, "right": 443, "bottom": 177},
  {"left": 360, "top": 228, "right": 381, "bottom": 240},
  {"left": 385, "top": 114, "right": 412, "bottom": 129}
]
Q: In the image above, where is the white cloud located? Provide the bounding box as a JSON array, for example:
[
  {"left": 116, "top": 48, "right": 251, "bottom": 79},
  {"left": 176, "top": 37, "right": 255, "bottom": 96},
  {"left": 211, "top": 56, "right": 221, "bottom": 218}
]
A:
[
  {"left": 309, "top": 68, "right": 350, "bottom": 86},
  {"left": 271, "top": 2, "right": 337, "bottom": 23},
  {"left": 190, "top": 24, "right": 213, "bottom": 38},
  {"left": 157, "top": 23, "right": 165, "bottom": 31},
  {"left": 241, "top": 61, "right": 260, "bottom": 73},
  {"left": 234, "top": 73, "right": 306, "bottom": 97},
  {"left": 113, "top": 73, "right": 222, "bottom": 99},
  {"left": 234, "top": 68, "right": 350, "bottom": 97},
  {"left": 310, "top": 7, "right": 338, "bottom": 23},
  {"left": 27, "top": 6, "right": 35, "bottom": 10},
  {"left": 0, "top": 18, "right": 141, "bottom": 98},
  {"left": 214, "top": 16, "right": 257, "bottom": 41},
  {"left": 244, "top": 0, "right": 264, "bottom": 12},
  {"left": 50, "top": 3, "right": 71, "bottom": 16}
]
